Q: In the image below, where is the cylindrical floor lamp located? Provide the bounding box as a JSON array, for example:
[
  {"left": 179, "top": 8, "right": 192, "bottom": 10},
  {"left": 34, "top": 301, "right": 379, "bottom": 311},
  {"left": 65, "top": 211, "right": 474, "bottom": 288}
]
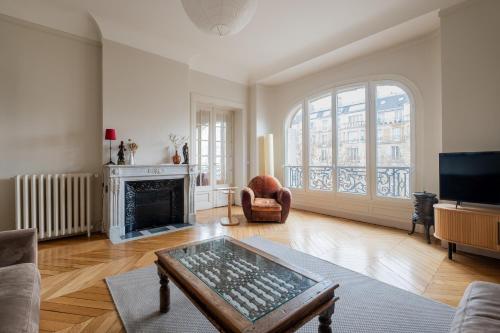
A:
[{"left": 105, "top": 128, "right": 116, "bottom": 165}]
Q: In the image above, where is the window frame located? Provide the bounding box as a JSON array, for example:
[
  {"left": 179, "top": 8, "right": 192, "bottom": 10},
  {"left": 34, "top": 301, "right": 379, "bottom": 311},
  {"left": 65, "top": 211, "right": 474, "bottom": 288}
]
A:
[
  {"left": 335, "top": 83, "right": 369, "bottom": 197},
  {"left": 283, "top": 78, "right": 416, "bottom": 201},
  {"left": 284, "top": 103, "right": 306, "bottom": 189},
  {"left": 370, "top": 80, "right": 416, "bottom": 201},
  {"left": 306, "top": 92, "right": 334, "bottom": 192}
]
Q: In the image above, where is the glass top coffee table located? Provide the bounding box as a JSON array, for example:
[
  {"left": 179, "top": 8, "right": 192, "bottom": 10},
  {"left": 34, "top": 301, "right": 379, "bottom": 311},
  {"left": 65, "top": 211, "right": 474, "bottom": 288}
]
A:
[{"left": 155, "top": 236, "right": 339, "bottom": 332}]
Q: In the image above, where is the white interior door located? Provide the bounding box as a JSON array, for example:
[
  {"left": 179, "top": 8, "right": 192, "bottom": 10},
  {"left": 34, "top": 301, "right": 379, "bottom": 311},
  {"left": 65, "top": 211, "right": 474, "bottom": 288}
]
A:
[{"left": 195, "top": 105, "right": 234, "bottom": 210}]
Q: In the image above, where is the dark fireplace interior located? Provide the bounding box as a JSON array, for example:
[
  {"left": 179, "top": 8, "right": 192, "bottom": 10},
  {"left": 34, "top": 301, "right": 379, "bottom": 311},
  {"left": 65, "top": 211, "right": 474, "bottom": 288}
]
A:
[{"left": 125, "top": 179, "right": 184, "bottom": 233}]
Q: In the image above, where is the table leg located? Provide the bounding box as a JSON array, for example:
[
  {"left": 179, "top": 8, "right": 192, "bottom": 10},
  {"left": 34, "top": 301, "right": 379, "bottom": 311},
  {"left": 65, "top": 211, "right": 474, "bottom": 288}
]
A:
[
  {"left": 318, "top": 302, "right": 336, "bottom": 333},
  {"left": 158, "top": 268, "right": 170, "bottom": 313}
]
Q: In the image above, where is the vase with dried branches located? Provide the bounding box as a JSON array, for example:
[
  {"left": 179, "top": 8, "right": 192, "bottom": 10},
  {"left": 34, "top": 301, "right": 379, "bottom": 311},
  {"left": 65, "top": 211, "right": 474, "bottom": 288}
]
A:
[
  {"left": 127, "top": 139, "right": 138, "bottom": 165},
  {"left": 169, "top": 134, "right": 187, "bottom": 164}
]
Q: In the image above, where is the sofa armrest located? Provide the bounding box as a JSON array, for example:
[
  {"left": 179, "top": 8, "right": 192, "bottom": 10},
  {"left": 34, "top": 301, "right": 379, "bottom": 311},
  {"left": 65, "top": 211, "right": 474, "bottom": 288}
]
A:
[
  {"left": 0, "top": 228, "right": 37, "bottom": 267},
  {"left": 241, "top": 187, "right": 255, "bottom": 221},
  {"left": 277, "top": 187, "right": 292, "bottom": 223},
  {"left": 450, "top": 281, "right": 500, "bottom": 333}
]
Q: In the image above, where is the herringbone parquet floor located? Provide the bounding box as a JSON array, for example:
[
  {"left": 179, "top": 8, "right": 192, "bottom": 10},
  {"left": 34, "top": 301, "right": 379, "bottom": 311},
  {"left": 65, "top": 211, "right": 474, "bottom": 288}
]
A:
[{"left": 37, "top": 208, "right": 500, "bottom": 332}]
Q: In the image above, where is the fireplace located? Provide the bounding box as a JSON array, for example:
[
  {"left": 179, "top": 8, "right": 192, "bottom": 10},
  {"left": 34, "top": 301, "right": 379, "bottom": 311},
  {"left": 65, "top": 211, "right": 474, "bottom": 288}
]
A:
[
  {"left": 124, "top": 179, "right": 184, "bottom": 233},
  {"left": 103, "top": 164, "right": 196, "bottom": 243}
]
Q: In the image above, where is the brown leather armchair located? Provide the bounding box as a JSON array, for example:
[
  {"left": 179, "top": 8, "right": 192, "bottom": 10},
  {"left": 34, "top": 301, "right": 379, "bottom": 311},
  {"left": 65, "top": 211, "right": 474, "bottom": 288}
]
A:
[{"left": 241, "top": 175, "right": 291, "bottom": 223}]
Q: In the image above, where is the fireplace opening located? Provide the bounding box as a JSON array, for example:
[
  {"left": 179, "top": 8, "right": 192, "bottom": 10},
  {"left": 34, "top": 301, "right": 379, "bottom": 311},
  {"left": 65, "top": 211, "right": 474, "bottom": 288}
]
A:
[{"left": 124, "top": 179, "right": 184, "bottom": 233}]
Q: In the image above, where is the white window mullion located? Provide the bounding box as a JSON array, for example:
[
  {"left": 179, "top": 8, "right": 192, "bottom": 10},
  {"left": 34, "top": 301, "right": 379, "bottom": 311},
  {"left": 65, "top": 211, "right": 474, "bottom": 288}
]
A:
[
  {"left": 331, "top": 90, "right": 337, "bottom": 193},
  {"left": 368, "top": 82, "right": 376, "bottom": 200},
  {"left": 210, "top": 107, "right": 216, "bottom": 192},
  {"left": 303, "top": 100, "right": 309, "bottom": 191}
]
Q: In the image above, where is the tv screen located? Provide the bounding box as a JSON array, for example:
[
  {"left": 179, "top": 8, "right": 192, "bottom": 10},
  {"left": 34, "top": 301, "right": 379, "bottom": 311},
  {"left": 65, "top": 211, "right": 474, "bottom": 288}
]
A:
[{"left": 439, "top": 151, "right": 500, "bottom": 205}]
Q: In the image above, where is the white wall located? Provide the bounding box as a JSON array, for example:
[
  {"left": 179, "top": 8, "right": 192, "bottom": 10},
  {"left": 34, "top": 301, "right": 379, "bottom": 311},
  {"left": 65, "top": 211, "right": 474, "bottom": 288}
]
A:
[
  {"left": 0, "top": 16, "right": 249, "bottom": 231},
  {"left": 440, "top": 0, "right": 500, "bottom": 152},
  {"left": 102, "top": 40, "right": 190, "bottom": 165},
  {"left": 102, "top": 42, "right": 250, "bottom": 166},
  {"left": 438, "top": 0, "right": 500, "bottom": 258},
  {"left": 254, "top": 34, "right": 443, "bottom": 230},
  {"left": 0, "top": 16, "right": 102, "bottom": 231},
  {"left": 189, "top": 70, "right": 247, "bottom": 104},
  {"left": 248, "top": 84, "right": 274, "bottom": 178}
]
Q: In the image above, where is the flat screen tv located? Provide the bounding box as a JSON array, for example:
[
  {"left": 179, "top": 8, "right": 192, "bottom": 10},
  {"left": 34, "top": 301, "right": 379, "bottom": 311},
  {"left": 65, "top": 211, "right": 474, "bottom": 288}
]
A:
[{"left": 439, "top": 151, "right": 500, "bottom": 205}]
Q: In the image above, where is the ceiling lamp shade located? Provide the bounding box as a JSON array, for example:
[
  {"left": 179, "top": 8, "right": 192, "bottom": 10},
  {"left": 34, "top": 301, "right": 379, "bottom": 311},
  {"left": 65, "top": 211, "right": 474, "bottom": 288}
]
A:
[{"left": 181, "top": 0, "right": 258, "bottom": 37}]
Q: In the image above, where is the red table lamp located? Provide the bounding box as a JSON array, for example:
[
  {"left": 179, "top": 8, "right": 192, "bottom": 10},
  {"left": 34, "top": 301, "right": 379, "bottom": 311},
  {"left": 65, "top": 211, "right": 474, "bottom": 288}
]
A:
[{"left": 105, "top": 128, "right": 117, "bottom": 165}]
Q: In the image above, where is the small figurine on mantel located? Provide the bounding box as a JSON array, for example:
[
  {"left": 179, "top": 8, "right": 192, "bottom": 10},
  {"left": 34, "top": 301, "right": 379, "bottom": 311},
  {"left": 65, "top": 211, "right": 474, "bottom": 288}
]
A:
[
  {"left": 117, "top": 140, "right": 126, "bottom": 165},
  {"left": 182, "top": 142, "right": 189, "bottom": 164}
]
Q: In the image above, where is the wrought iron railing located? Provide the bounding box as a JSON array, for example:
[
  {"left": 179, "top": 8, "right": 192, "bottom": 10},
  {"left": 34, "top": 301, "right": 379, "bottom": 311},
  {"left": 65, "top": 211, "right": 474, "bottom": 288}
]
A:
[
  {"left": 376, "top": 167, "right": 411, "bottom": 199},
  {"left": 284, "top": 165, "right": 410, "bottom": 198},
  {"left": 309, "top": 166, "right": 333, "bottom": 191},
  {"left": 284, "top": 166, "right": 303, "bottom": 189},
  {"left": 337, "top": 167, "right": 367, "bottom": 194}
]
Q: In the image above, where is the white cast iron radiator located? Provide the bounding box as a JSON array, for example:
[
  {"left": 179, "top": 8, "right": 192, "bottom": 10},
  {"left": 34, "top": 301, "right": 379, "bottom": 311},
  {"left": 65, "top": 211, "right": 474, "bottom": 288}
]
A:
[{"left": 15, "top": 173, "right": 94, "bottom": 240}]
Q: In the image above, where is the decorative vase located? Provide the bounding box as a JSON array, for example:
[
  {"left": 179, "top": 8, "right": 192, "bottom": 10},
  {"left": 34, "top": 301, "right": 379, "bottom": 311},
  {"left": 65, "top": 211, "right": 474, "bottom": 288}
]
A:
[
  {"left": 173, "top": 150, "right": 181, "bottom": 164},
  {"left": 129, "top": 151, "right": 136, "bottom": 165}
]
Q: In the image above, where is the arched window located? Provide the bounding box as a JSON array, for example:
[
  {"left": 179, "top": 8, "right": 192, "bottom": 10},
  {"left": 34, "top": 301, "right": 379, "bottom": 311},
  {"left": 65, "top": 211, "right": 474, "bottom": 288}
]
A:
[{"left": 284, "top": 80, "right": 413, "bottom": 199}]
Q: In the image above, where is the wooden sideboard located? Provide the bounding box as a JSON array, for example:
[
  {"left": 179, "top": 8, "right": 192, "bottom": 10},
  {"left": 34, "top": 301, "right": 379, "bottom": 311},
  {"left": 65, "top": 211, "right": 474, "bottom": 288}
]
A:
[{"left": 434, "top": 203, "right": 500, "bottom": 259}]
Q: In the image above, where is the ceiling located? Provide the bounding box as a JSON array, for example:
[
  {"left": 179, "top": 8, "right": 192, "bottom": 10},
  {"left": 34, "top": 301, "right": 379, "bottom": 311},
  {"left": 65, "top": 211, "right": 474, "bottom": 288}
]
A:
[{"left": 0, "top": 0, "right": 464, "bottom": 85}]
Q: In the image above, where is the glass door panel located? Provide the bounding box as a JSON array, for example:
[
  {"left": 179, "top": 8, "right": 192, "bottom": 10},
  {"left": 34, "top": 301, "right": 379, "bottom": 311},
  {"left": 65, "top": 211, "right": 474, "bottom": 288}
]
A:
[
  {"left": 195, "top": 107, "right": 234, "bottom": 210},
  {"left": 215, "top": 112, "right": 233, "bottom": 186},
  {"left": 196, "top": 110, "right": 211, "bottom": 187}
]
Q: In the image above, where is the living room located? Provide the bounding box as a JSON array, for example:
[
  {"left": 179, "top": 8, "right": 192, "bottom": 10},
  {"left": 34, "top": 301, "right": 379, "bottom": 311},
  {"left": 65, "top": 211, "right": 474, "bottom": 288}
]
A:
[{"left": 0, "top": 0, "right": 499, "bottom": 332}]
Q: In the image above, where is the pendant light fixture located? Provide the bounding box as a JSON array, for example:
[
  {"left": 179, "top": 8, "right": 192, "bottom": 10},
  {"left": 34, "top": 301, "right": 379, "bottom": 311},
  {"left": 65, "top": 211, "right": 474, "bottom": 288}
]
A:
[{"left": 181, "top": 0, "right": 258, "bottom": 37}]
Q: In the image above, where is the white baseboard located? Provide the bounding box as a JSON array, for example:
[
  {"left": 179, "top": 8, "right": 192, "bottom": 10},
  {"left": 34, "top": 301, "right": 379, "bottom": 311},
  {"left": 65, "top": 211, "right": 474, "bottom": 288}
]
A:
[{"left": 292, "top": 202, "right": 413, "bottom": 231}]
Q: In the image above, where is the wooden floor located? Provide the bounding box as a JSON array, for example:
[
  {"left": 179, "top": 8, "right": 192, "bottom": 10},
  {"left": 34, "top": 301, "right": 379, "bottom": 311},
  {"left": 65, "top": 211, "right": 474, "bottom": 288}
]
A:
[{"left": 37, "top": 208, "right": 500, "bottom": 333}]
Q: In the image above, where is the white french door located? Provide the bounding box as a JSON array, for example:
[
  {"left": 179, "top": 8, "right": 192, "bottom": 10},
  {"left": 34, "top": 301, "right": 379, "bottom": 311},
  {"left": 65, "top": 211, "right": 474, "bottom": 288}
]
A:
[{"left": 195, "top": 105, "right": 234, "bottom": 210}]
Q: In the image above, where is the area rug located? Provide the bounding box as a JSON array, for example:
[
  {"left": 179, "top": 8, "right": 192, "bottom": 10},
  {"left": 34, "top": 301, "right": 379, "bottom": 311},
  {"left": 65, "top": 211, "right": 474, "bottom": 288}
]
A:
[{"left": 106, "top": 236, "right": 455, "bottom": 332}]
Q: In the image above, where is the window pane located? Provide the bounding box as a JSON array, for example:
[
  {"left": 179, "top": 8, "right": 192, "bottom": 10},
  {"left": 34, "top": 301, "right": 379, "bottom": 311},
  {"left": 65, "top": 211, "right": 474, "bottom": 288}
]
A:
[
  {"left": 215, "top": 112, "right": 233, "bottom": 185},
  {"left": 286, "top": 108, "right": 303, "bottom": 165},
  {"left": 376, "top": 85, "right": 411, "bottom": 198},
  {"left": 285, "top": 106, "right": 303, "bottom": 189},
  {"left": 196, "top": 110, "right": 210, "bottom": 186},
  {"left": 309, "top": 95, "right": 333, "bottom": 190},
  {"left": 336, "top": 87, "right": 367, "bottom": 194}
]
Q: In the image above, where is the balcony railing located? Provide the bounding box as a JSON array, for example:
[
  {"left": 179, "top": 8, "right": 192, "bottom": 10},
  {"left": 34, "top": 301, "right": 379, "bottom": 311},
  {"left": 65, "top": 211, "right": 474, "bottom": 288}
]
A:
[
  {"left": 309, "top": 166, "right": 333, "bottom": 190},
  {"left": 376, "top": 167, "right": 410, "bottom": 199},
  {"left": 284, "top": 166, "right": 303, "bottom": 189},
  {"left": 284, "top": 165, "right": 410, "bottom": 198},
  {"left": 337, "top": 166, "right": 367, "bottom": 194}
]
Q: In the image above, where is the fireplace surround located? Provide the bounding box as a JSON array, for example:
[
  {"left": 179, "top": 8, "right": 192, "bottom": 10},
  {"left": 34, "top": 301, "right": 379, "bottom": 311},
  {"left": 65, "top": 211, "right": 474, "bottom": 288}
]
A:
[{"left": 103, "top": 165, "right": 196, "bottom": 243}]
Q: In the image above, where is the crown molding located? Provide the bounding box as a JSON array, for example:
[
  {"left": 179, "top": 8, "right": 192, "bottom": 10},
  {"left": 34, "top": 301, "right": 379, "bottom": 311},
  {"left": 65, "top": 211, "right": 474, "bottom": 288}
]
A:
[{"left": 0, "top": 12, "right": 101, "bottom": 47}]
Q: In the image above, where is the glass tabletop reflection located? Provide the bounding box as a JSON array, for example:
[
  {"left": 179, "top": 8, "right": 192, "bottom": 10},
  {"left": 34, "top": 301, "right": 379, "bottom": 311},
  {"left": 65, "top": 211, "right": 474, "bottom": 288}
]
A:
[{"left": 167, "top": 238, "right": 318, "bottom": 322}]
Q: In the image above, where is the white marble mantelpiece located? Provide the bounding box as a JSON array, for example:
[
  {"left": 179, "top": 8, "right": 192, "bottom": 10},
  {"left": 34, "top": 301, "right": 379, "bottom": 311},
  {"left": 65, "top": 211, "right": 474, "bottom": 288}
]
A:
[{"left": 102, "top": 164, "right": 196, "bottom": 243}]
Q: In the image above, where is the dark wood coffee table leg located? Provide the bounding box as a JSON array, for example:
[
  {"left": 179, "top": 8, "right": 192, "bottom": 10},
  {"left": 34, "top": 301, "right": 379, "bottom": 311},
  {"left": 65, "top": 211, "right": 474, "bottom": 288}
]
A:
[
  {"left": 157, "top": 267, "right": 170, "bottom": 313},
  {"left": 318, "top": 301, "right": 336, "bottom": 333}
]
